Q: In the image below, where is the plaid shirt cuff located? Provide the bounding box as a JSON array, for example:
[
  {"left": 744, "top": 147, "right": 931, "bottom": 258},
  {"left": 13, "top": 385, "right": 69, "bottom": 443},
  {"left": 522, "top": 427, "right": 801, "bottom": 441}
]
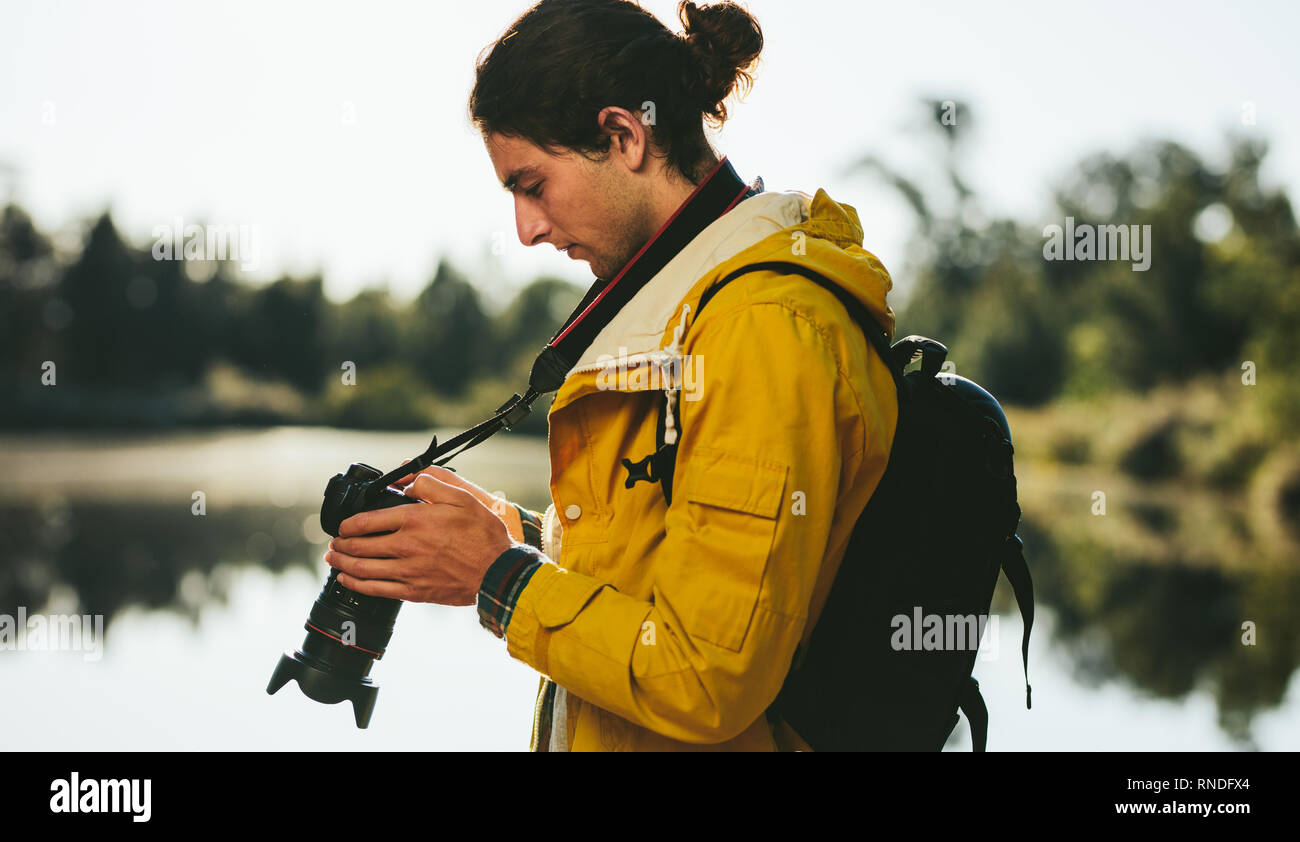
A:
[
  {"left": 478, "top": 544, "right": 546, "bottom": 639},
  {"left": 515, "top": 504, "right": 543, "bottom": 550}
]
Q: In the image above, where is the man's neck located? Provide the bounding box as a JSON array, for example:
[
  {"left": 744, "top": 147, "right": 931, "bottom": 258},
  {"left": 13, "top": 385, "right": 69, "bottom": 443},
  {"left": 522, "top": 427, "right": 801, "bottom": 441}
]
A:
[{"left": 643, "top": 156, "right": 722, "bottom": 239}]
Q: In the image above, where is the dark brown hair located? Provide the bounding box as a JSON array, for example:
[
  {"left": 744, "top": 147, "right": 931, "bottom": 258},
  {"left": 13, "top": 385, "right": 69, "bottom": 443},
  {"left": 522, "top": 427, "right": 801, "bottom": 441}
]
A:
[{"left": 469, "top": 0, "right": 763, "bottom": 183}]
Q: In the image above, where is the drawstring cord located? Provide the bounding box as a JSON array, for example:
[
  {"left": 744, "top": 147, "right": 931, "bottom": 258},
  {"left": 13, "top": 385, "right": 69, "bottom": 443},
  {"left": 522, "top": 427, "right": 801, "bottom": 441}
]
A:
[{"left": 660, "top": 304, "right": 691, "bottom": 446}]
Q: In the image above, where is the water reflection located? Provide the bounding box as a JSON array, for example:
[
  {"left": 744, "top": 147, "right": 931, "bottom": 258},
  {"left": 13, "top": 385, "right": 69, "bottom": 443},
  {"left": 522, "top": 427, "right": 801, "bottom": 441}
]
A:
[
  {"left": 1, "top": 431, "right": 1297, "bottom": 749},
  {"left": 0, "top": 498, "right": 322, "bottom": 627},
  {"left": 1015, "top": 466, "right": 1300, "bottom": 749}
]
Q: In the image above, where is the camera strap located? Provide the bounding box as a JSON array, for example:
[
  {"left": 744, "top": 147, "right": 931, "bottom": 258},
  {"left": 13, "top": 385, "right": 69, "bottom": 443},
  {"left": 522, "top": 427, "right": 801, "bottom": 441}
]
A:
[{"left": 370, "top": 157, "right": 753, "bottom": 491}]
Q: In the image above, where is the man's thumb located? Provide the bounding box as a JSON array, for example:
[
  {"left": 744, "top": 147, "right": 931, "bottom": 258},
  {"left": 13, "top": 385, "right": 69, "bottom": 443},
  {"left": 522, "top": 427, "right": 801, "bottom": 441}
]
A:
[
  {"left": 403, "top": 471, "right": 469, "bottom": 505},
  {"left": 407, "top": 467, "right": 523, "bottom": 540},
  {"left": 411, "top": 465, "right": 481, "bottom": 496}
]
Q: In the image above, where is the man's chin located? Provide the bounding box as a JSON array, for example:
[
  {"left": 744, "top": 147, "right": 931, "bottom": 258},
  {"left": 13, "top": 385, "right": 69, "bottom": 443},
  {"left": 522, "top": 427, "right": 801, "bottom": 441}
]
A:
[
  {"left": 589, "top": 253, "right": 637, "bottom": 283},
  {"left": 566, "top": 248, "right": 599, "bottom": 278},
  {"left": 588, "top": 259, "right": 617, "bottom": 281},
  {"left": 581, "top": 242, "right": 641, "bottom": 283}
]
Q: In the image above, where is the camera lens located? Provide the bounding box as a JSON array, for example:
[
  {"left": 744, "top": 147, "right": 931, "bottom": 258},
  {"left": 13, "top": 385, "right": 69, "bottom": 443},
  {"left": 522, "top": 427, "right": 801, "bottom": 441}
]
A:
[
  {"left": 267, "top": 462, "right": 413, "bottom": 729},
  {"left": 267, "top": 569, "right": 402, "bottom": 728}
]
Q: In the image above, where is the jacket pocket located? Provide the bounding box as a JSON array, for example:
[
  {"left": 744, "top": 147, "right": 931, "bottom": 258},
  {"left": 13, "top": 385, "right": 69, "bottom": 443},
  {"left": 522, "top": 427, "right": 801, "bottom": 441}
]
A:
[
  {"left": 532, "top": 568, "right": 609, "bottom": 629},
  {"left": 680, "top": 447, "right": 788, "bottom": 652}
]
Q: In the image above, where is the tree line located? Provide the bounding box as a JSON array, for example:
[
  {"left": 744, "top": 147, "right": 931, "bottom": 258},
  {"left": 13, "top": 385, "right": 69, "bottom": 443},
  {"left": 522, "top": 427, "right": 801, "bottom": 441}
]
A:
[{"left": 3, "top": 109, "right": 1297, "bottom": 442}]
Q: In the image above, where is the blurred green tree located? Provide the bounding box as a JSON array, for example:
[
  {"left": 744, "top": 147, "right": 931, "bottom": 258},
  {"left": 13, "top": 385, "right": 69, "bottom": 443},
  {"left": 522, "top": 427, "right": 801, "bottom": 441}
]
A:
[
  {"left": 853, "top": 100, "right": 1300, "bottom": 421},
  {"left": 405, "top": 259, "right": 493, "bottom": 396}
]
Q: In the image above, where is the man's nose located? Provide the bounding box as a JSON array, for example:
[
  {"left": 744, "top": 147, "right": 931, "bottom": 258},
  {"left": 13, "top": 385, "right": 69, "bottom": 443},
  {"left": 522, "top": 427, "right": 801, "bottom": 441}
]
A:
[{"left": 514, "top": 195, "right": 550, "bottom": 247}]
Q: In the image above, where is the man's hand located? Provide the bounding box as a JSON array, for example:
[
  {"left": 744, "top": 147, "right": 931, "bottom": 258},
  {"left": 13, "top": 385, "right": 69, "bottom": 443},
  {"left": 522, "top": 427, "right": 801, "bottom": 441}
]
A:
[
  {"left": 325, "top": 467, "right": 514, "bottom": 606},
  {"left": 387, "top": 460, "right": 526, "bottom": 543}
]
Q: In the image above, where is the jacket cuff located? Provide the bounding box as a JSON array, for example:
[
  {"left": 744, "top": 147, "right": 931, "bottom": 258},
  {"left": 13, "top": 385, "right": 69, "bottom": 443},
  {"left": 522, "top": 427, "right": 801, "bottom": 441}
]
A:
[
  {"left": 515, "top": 504, "right": 544, "bottom": 550},
  {"left": 477, "top": 544, "right": 547, "bottom": 639}
]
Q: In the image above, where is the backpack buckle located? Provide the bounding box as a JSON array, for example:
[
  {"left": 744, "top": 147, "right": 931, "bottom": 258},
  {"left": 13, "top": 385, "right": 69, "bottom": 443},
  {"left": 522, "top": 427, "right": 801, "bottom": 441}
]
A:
[
  {"left": 621, "top": 451, "right": 661, "bottom": 488},
  {"left": 621, "top": 443, "right": 677, "bottom": 497},
  {"left": 891, "top": 335, "right": 949, "bottom": 379}
]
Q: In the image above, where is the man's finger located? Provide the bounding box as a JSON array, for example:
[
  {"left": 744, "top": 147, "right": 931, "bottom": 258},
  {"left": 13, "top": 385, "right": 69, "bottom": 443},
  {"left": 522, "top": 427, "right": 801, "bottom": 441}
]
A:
[
  {"left": 404, "top": 472, "right": 472, "bottom": 506},
  {"left": 411, "top": 467, "right": 504, "bottom": 514},
  {"left": 391, "top": 459, "right": 461, "bottom": 489},
  {"left": 335, "top": 570, "right": 410, "bottom": 600},
  {"left": 338, "top": 506, "right": 408, "bottom": 537},
  {"left": 326, "top": 549, "right": 402, "bottom": 581},
  {"left": 330, "top": 533, "right": 400, "bottom": 559},
  {"left": 415, "top": 465, "right": 479, "bottom": 495}
]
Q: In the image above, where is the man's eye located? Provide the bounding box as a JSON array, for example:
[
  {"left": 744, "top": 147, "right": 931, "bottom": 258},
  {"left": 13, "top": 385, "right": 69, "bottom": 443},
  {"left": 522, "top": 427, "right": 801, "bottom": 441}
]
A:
[{"left": 525, "top": 182, "right": 544, "bottom": 198}]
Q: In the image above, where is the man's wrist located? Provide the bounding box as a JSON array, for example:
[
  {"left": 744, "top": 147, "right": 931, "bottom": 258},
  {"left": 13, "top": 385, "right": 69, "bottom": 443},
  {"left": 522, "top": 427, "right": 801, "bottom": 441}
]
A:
[
  {"left": 477, "top": 543, "right": 547, "bottom": 639},
  {"left": 514, "top": 504, "right": 544, "bottom": 550}
]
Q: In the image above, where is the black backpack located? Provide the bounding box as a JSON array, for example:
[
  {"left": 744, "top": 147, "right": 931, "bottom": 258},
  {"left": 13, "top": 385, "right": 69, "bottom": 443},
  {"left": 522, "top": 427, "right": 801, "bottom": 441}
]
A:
[{"left": 651, "top": 260, "right": 1034, "bottom": 751}]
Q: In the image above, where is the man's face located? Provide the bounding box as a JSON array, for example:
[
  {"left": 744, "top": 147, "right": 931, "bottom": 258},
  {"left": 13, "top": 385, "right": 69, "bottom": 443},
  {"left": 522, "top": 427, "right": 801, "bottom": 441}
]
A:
[{"left": 485, "top": 132, "right": 655, "bottom": 280}]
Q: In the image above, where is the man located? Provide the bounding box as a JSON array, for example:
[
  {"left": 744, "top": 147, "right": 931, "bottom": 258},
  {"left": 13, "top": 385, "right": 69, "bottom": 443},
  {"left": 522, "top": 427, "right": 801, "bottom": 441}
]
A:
[{"left": 324, "top": 0, "right": 898, "bottom": 751}]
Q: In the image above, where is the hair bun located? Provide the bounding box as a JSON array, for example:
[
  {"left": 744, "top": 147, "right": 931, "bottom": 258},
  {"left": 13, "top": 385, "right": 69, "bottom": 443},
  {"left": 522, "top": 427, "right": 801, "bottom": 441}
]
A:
[{"left": 678, "top": 1, "right": 763, "bottom": 125}]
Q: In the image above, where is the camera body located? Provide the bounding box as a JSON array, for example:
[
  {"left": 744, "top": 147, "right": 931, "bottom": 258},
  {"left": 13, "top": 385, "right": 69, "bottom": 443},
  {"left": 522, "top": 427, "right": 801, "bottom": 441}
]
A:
[
  {"left": 266, "top": 462, "right": 421, "bottom": 728},
  {"left": 320, "top": 462, "right": 420, "bottom": 537}
]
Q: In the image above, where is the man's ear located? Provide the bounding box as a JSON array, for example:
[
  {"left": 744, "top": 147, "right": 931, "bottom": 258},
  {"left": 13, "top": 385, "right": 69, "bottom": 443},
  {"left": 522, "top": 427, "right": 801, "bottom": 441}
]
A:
[{"left": 595, "top": 106, "right": 649, "bottom": 172}]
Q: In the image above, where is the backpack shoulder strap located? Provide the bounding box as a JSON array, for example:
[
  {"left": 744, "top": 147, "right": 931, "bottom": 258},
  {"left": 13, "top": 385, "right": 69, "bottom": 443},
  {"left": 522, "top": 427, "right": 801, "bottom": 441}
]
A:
[
  {"left": 1001, "top": 534, "right": 1035, "bottom": 710},
  {"left": 656, "top": 261, "right": 901, "bottom": 504},
  {"left": 698, "top": 261, "right": 903, "bottom": 389},
  {"left": 958, "top": 677, "right": 989, "bottom": 752}
]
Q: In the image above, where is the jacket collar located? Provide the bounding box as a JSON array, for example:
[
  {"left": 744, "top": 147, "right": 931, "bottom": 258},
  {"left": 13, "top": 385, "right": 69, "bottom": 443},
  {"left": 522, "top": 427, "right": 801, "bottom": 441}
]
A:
[
  {"left": 571, "top": 188, "right": 812, "bottom": 370},
  {"left": 528, "top": 158, "right": 756, "bottom": 394},
  {"left": 544, "top": 185, "right": 818, "bottom": 416}
]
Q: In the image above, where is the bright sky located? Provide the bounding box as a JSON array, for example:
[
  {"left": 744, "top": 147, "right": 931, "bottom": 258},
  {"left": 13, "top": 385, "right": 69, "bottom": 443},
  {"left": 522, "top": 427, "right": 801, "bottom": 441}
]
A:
[{"left": 2, "top": 0, "right": 1298, "bottom": 305}]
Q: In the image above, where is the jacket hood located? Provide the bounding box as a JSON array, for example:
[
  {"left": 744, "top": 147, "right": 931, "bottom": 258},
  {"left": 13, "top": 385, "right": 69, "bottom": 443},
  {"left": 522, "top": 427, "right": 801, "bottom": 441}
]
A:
[
  {"left": 667, "top": 187, "right": 895, "bottom": 359},
  {"left": 732, "top": 187, "right": 895, "bottom": 338}
]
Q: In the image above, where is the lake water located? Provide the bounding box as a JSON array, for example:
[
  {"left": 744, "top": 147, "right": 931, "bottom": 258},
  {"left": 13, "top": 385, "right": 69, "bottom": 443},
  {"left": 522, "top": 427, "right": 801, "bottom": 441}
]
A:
[{"left": 1, "top": 428, "right": 1296, "bottom": 750}]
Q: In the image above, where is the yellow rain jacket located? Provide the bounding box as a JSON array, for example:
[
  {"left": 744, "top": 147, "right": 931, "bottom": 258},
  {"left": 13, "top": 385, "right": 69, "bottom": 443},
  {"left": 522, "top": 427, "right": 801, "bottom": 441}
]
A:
[{"left": 486, "top": 185, "right": 898, "bottom": 751}]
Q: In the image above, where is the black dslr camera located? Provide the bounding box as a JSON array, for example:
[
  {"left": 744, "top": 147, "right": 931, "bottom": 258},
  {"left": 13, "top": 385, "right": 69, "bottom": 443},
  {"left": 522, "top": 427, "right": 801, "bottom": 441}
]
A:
[
  {"left": 266, "top": 393, "right": 536, "bottom": 728},
  {"left": 265, "top": 462, "right": 419, "bottom": 728}
]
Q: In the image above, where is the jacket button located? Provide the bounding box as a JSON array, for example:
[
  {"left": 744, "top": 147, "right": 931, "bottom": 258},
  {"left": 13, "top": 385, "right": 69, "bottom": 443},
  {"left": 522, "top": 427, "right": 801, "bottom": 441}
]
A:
[{"left": 564, "top": 504, "right": 582, "bottom": 520}]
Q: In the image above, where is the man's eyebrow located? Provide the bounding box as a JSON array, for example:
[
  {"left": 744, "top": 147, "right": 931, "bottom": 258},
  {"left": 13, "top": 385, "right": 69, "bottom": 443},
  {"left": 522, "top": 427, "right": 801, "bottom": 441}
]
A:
[{"left": 503, "top": 165, "right": 541, "bottom": 193}]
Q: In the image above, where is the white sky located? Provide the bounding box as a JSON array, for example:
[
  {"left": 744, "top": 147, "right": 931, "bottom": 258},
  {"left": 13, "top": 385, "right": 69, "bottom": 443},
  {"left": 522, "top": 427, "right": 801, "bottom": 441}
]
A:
[{"left": 2, "top": 0, "right": 1298, "bottom": 305}]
